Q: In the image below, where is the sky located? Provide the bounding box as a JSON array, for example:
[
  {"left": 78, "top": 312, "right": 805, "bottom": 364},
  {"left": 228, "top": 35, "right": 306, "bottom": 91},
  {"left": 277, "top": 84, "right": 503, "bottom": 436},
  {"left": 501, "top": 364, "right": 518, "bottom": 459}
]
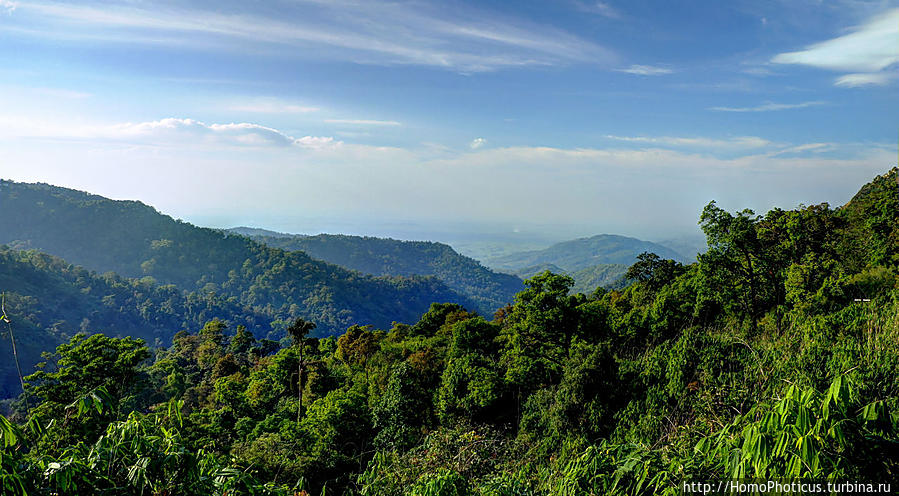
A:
[{"left": 0, "top": 0, "right": 896, "bottom": 243}]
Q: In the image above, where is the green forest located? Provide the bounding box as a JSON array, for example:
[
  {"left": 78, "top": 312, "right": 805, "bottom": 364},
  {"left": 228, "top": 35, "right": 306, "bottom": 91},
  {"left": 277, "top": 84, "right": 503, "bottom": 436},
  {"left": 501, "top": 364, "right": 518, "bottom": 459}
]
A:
[
  {"left": 1, "top": 168, "right": 898, "bottom": 495},
  {"left": 236, "top": 231, "right": 524, "bottom": 315},
  {"left": 0, "top": 181, "right": 476, "bottom": 333}
]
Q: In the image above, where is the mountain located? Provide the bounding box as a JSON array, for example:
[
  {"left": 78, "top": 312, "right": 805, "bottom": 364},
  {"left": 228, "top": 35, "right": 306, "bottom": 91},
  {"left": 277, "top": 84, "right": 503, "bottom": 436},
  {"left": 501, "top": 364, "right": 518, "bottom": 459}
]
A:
[
  {"left": 568, "top": 263, "right": 632, "bottom": 293},
  {"left": 0, "top": 180, "right": 473, "bottom": 335},
  {"left": 837, "top": 166, "right": 899, "bottom": 271},
  {"left": 485, "top": 234, "right": 684, "bottom": 273},
  {"left": 482, "top": 234, "right": 683, "bottom": 294},
  {"left": 654, "top": 234, "right": 707, "bottom": 263},
  {"left": 232, "top": 230, "right": 523, "bottom": 314},
  {"left": 227, "top": 226, "right": 293, "bottom": 239},
  {"left": 0, "top": 246, "right": 278, "bottom": 397},
  {"left": 510, "top": 263, "right": 568, "bottom": 279},
  {"left": 509, "top": 262, "right": 630, "bottom": 295}
]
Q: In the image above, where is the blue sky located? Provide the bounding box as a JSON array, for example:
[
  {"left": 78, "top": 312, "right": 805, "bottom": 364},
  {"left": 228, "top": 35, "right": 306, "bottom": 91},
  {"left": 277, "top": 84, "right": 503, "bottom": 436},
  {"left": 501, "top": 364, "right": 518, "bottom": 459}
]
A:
[{"left": 0, "top": 0, "right": 896, "bottom": 241}]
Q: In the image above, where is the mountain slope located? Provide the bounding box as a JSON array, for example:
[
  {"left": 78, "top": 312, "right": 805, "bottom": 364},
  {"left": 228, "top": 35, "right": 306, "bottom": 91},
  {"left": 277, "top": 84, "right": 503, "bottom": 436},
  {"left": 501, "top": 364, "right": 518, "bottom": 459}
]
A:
[
  {"left": 568, "top": 263, "right": 631, "bottom": 293},
  {"left": 485, "top": 234, "right": 684, "bottom": 273},
  {"left": 233, "top": 230, "right": 523, "bottom": 314},
  {"left": 837, "top": 167, "right": 899, "bottom": 271},
  {"left": 0, "top": 181, "right": 472, "bottom": 334},
  {"left": 510, "top": 263, "right": 630, "bottom": 295},
  {"left": 0, "top": 247, "right": 277, "bottom": 397}
]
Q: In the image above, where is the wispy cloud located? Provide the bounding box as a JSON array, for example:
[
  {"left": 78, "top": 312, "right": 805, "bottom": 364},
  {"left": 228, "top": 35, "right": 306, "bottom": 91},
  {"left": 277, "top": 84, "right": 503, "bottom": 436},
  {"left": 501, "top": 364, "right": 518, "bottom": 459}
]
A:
[
  {"left": 470, "top": 137, "right": 488, "bottom": 149},
  {"left": 8, "top": 1, "right": 615, "bottom": 72},
  {"left": 602, "top": 134, "right": 873, "bottom": 162},
  {"left": 615, "top": 64, "right": 673, "bottom": 76},
  {"left": 834, "top": 72, "right": 894, "bottom": 87},
  {"left": 771, "top": 8, "right": 899, "bottom": 87},
  {"left": 325, "top": 119, "right": 402, "bottom": 126},
  {"left": 769, "top": 143, "right": 834, "bottom": 156},
  {"left": 605, "top": 135, "right": 773, "bottom": 150},
  {"left": 708, "top": 101, "right": 825, "bottom": 112},
  {"left": 575, "top": 1, "right": 622, "bottom": 19},
  {"left": 741, "top": 66, "right": 778, "bottom": 77},
  {"left": 0, "top": 0, "right": 15, "bottom": 15},
  {"left": 229, "top": 100, "right": 319, "bottom": 114}
]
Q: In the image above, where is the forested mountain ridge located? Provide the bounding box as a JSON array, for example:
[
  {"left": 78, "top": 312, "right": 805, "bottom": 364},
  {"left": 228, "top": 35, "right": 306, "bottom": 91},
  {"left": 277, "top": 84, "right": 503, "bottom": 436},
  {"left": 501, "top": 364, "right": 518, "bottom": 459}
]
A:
[
  {"left": 485, "top": 233, "right": 684, "bottom": 273},
  {"left": 0, "top": 180, "right": 474, "bottom": 334},
  {"left": 233, "top": 229, "right": 523, "bottom": 314},
  {"left": 0, "top": 247, "right": 274, "bottom": 397}
]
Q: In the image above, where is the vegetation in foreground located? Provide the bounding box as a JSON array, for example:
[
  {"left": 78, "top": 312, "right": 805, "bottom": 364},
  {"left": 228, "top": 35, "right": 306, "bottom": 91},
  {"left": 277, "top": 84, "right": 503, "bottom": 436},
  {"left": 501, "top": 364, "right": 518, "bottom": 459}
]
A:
[{"left": 1, "top": 168, "right": 897, "bottom": 495}]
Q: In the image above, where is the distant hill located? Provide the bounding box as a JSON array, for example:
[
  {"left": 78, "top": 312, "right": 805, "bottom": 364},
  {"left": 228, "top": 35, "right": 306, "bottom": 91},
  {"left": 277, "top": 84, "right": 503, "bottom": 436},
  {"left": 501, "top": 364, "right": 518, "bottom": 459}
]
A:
[
  {"left": 511, "top": 263, "right": 568, "bottom": 279},
  {"left": 0, "top": 246, "right": 275, "bottom": 397},
  {"left": 0, "top": 180, "right": 473, "bottom": 335},
  {"left": 482, "top": 234, "right": 683, "bottom": 294},
  {"left": 231, "top": 230, "right": 523, "bottom": 314},
  {"left": 568, "top": 264, "right": 632, "bottom": 293},
  {"left": 485, "top": 234, "right": 684, "bottom": 273},
  {"left": 511, "top": 262, "right": 631, "bottom": 295},
  {"left": 228, "top": 226, "right": 294, "bottom": 239},
  {"left": 654, "top": 234, "right": 707, "bottom": 263}
]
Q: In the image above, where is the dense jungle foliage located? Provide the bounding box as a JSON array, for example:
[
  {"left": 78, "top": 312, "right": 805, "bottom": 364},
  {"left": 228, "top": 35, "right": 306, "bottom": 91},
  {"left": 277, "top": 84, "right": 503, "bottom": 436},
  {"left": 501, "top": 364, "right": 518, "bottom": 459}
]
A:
[{"left": 1, "top": 168, "right": 898, "bottom": 495}]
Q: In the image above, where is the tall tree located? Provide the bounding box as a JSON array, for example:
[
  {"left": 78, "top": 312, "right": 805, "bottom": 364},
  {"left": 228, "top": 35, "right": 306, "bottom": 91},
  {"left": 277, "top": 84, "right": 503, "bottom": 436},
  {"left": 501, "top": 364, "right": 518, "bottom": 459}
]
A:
[
  {"left": 699, "top": 201, "right": 764, "bottom": 331},
  {"left": 287, "top": 317, "right": 316, "bottom": 422}
]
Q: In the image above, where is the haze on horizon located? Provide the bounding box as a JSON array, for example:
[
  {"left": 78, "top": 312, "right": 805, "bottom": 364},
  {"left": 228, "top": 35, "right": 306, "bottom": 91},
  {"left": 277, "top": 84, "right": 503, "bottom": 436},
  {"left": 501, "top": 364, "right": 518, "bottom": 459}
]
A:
[{"left": 0, "top": 0, "right": 896, "bottom": 242}]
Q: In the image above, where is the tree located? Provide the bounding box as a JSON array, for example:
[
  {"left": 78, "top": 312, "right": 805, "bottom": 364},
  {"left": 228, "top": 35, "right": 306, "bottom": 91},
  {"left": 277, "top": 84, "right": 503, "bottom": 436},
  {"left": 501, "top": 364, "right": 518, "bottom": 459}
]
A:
[
  {"left": 500, "top": 272, "right": 581, "bottom": 396},
  {"left": 25, "top": 333, "right": 150, "bottom": 448},
  {"left": 626, "top": 252, "right": 683, "bottom": 291},
  {"left": 336, "top": 325, "right": 379, "bottom": 368},
  {"left": 699, "top": 201, "right": 765, "bottom": 331},
  {"left": 287, "top": 317, "right": 317, "bottom": 421},
  {"left": 229, "top": 325, "right": 256, "bottom": 355},
  {"left": 438, "top": 318, "right": 504, "bottom": 424},
  {"left": 373, "top": 362, "right": 434, "bottom": 450}
]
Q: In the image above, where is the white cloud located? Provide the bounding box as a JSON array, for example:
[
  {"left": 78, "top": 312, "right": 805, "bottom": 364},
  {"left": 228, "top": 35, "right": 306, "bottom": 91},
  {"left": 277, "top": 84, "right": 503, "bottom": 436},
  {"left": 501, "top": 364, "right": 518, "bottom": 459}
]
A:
[
  {"left": 602, "top": 135, "right": 861, "bottom": 161},
  {"left": 708, "top": 101, "right": 825, "bottom": 112},
  {"left": 594, "top": 2, "right": 621, "bottom": 18},
  {"left": 108, "top": 118, "right": 300, "bottom": 146},
  {"left": 834, "top": 72, "right": 894, "bottom": 87},
  {"left": 0, "top": 116, "right": 340, "bottom": 149},
  {"left": 741, "top": 66, "right": 778, "bottom": 77},
  {"left": 294, "top": 136, "right": 340, "bottom": 150},
  {"left": 575, "top": 1, "right": 622, "bottom": 19},
  {"left": 325, "top": 119, "right": 402, "bottom": 126},
  {"left": 769, "top": 143, "right": 834, "bottom": 155},
  {"left": 470, "top": 137, "right": 488, "bottom": 149},
  {"left": 10, "top": 1, "right": 615, "bottom": 72},
  {"left": 0, "top": 0, "right": 15, "bottom": 15},
  {"left": 605, "top": 135, "right": 773, "bottom": 150},
  {"left": 615, "top": 64, "right": 674, "bottom": 76},
  {"left": 771, "top": 8, "right": 899, "bottom": 86}
]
